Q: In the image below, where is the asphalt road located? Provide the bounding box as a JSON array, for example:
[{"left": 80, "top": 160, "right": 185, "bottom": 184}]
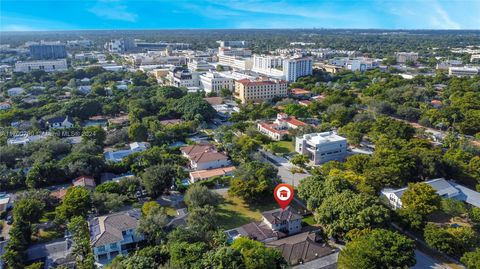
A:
[
  {"left": 259, "top": 150, "right": 310, "bottom": 187},
  {"left": 413, "top": 250, "right": 451, "bottom": 269}
]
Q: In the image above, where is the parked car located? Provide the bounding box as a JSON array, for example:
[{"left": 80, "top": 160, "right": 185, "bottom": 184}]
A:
[{"left": 6, "top": 215, "right": 13, "bottom": 225}]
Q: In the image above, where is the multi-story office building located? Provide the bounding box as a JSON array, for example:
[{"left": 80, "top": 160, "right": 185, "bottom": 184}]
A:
[
  {"left": 295, "top": 132, "right": 347, "bottom": 165},
  {"left": 28, "top": 41, "right": 67, "bottom": 60},
  {"left": 448, "top": 66, "right": 479, "bottom": 77},
  {"left": 200, "top": 72, "right": 234, "bottom": 94},
  {"left": 104, "top": 38, "right": 135, "bottom": 53},
  {"left": 252, "top": 55, "right": 312, "bottom": 82},
  {"left": 395, "top": 52, "right": 419, "bottom": 64},
  {"left": 167, "top": 66, "right": 200, "bottom": 88},
  {"left": 234, "top": 78, "right": 288, "bottom": 103},
  {"left": 188, "top": 60, "right": 213, "bottom": 71},
  {"left": 14, "top": 59, "right": 68, "bottom": 73},
  {"left": 218, "top": 55, "right": 253, "bottom": 70}
]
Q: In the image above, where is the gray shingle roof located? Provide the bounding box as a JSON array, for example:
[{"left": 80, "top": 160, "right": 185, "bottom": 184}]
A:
[
  {"left": 90, "top": 210, "right": 140, "bottom": 247},
  {"left": 262, "top": 207, "right": 302, "bottom": 225}
]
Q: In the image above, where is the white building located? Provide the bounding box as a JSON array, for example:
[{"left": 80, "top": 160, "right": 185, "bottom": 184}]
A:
[
  {"left": 257, "top": 113, "right": 307, "bottom": 141},
  {"left": 200, "top": 71, "right": 234, "bottom": 94},
  {"left": 448, "top": 66, "right": 479, "bottom": 77},
  {"left": 252, "top": 55, "right": 313, "bottom": 82},
  {"left": 187, "top": 60, "right": 212, "bottom": 71},
  {"left": 7, "top": 87, "right": 25, "bottom": 97},
  {"left": 104, "top": 142, "right": 149, "bottom": 163},
  {"left": 166, "top": 66, "right": 201, "bottom": 88},
  {"left": 89, "top": 210, "right": 144, "bottom": 264},
  {"left": 381, "top": 178, "right": 480, "bottom": 209},
  {"left": 14, "top": 59, "right": 68, "bottom": 73},
  {"left": 395, "top": 52, "right": 419, "bottom": 64},
  {"left": 262, "top": 207, "right": 302, "bottom": 235},
  {"left": 295, "top": 132, "right": 348, "bottom": 165},
  {"left": 217, "top": 55, "right": 253, "bottom": 71}
]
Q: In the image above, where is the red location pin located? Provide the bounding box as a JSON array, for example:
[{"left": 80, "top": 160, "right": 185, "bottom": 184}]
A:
[{"left": 274, "top": 183, "right": 294, "bottom": 209}]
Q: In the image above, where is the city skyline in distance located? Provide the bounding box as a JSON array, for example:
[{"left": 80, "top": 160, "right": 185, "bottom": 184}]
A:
[{"left": 1, "top": 0, "right": 479, "bottom": 32}]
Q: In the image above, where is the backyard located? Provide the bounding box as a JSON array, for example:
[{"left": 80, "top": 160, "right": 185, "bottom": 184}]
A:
[{"left": 267, "top": 140, "right": 295, "bottom": 154}]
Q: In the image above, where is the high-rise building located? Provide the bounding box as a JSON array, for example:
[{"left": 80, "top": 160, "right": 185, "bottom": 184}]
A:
[
  {"left": 252, "top": 55, "right": 312, "bottom": 82},
  {"left": 28, "top": 41, "right": 67, "bottom": 60},
  {"left": 234, "top": 78, "right": 288, "bottom": 103}
]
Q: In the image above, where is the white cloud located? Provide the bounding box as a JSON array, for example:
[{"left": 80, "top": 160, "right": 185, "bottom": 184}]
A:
[
  {"left": 88, "top": 4, "right": 137, "bottom": 22},
  {"left": 1, "top": 24, "right": 40, "bottom": 31}
]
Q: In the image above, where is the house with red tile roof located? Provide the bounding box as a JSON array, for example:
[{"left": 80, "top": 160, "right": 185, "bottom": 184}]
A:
[
  {"left": 180, "top": 144, "right": 231, "bottom": 170},
  {"left": 73, "top": 176, "right": 96, "bottom": 190},
  {"left": 257, "top": 113, "right": 307, "bottom": 141}
]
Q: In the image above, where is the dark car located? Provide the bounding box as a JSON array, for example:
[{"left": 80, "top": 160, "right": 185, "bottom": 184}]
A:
[{"left": 6, "top": 215, "right": 13, "bottom": 225}]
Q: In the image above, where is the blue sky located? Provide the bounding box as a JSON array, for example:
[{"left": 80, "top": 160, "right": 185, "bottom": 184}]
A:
[{"left": 1, "top": 0, "right": 479, "bottom": 31}]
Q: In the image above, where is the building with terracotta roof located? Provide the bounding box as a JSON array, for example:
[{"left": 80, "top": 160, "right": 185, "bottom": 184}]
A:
[
  {"left": 0, "top": 102, "right": 11, "bottom": 110},
  {"left": 180, "top": 144, "right": 231, "bottom": 170},
  {"left": 189, "top": 166, "right": 236, "bottom": 183},
  {"left": 50, "top": 188, "right": 68, "bottom": 200},
  {"left": 72, "top": 176, "right": 96, "bottom": 190},
  {"left": 234, "top": 78, "right": 288, "bottom": 103},
  {"left": 257, "top": 113, "right": 307, "bottom": 141},
  {"left": 290, "top": 88, "right": 312, "bottom": 99},
  {"left": 89, "top": 210, "right": 144, "bottom": 264}
]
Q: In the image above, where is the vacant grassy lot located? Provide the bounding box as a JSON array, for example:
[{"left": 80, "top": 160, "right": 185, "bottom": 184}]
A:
[
  {"left": 269, "top": 140, "right": 295, "bottom": 154},
  {"left": 217, "top": 192, "right": 278, "bottom": 230}
]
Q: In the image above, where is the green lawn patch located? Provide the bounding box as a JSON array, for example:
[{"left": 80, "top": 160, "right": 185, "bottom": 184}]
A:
[
  {"left": 268, "top": 141, "right": 295, "bottom": 154},
  {"left": 217, "top": 192, "right": 278, "bottom": 230}
]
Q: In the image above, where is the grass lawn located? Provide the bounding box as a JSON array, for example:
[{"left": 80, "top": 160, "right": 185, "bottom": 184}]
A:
[
  {"left": 269, "top": 141, "right": 295, "bottom": 154},
  {"left": 217, "top": 192, "right": 278, "bottom": 230},
  {"left": 165, "top": 206, "right": 178, "bottom": 217},
  {"left": 302, "top": 215, "right": 316, "bottom": 226}
]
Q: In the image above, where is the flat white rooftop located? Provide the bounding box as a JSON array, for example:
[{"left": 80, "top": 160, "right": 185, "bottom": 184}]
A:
[{"left": 300, "top": 132, "right": 346, "bottom": 144}]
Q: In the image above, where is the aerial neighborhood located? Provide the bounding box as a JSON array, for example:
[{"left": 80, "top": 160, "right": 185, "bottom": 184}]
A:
[{"left": 0, "top": 22, "right": 480, "bottom": 269}]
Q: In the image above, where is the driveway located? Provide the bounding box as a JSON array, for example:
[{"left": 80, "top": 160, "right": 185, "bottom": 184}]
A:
[
  {"left": 413, "top": 250, "right": 451, "bottom": 269},
  {"left": 259, "top": 150, "right": 310, "bottom": 187}
]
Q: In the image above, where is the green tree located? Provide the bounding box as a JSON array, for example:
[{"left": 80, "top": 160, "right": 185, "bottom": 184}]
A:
[
  {"left": 461, "top": 248, "right": 480, "bottom": 269},
  {"left": 141, "top": 164, "right": 177, "bottom": 197},
  {"left": 338, "top": 229, "right": 416, "bottom": 269},
  {"left": 68, "top": 216, "right": 95, "bottom": 269},
  {"left": 290, "top": 154, "right": 309, "bottom": 168},
  {"left": 95, "top": 181, "right": 121, "bottom": 194},
  {"left": 187, "top": 205, "right": 218, "bottom": 236},
  {"left": 202, "top": 246, "right": 245, "bottom": 269},
  {"left": 55, "top": 187, "right": 92, "bottom": 223},
  {"left": 316, "top": 191, "right": 390, "bottom": 237},
  {"left": 169, "top": 241, "right": 208, "bottom": 269},
  {"left": 228, "top": 161, "right": 278, "bottom": 203},
  {"left": 138, "top": 206, "right": 169, "bottom": 244},
  {"left": 128, "top": 123, "right": 148, "bottom": 142},
  {"left": 230, "top": 237, "right": 286, "bottom": 269},
  {"left": 184, "top": 184, "right": 221, "bottom": 208},
  {"left": 92, "top": 192, "right": 127, "bottom": 214},
  {"left": 399, "top": 182, "right": 440, "bottom": 229},
  {"left": 82, "top": 125, "right": 106, "bottom": 146}
]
